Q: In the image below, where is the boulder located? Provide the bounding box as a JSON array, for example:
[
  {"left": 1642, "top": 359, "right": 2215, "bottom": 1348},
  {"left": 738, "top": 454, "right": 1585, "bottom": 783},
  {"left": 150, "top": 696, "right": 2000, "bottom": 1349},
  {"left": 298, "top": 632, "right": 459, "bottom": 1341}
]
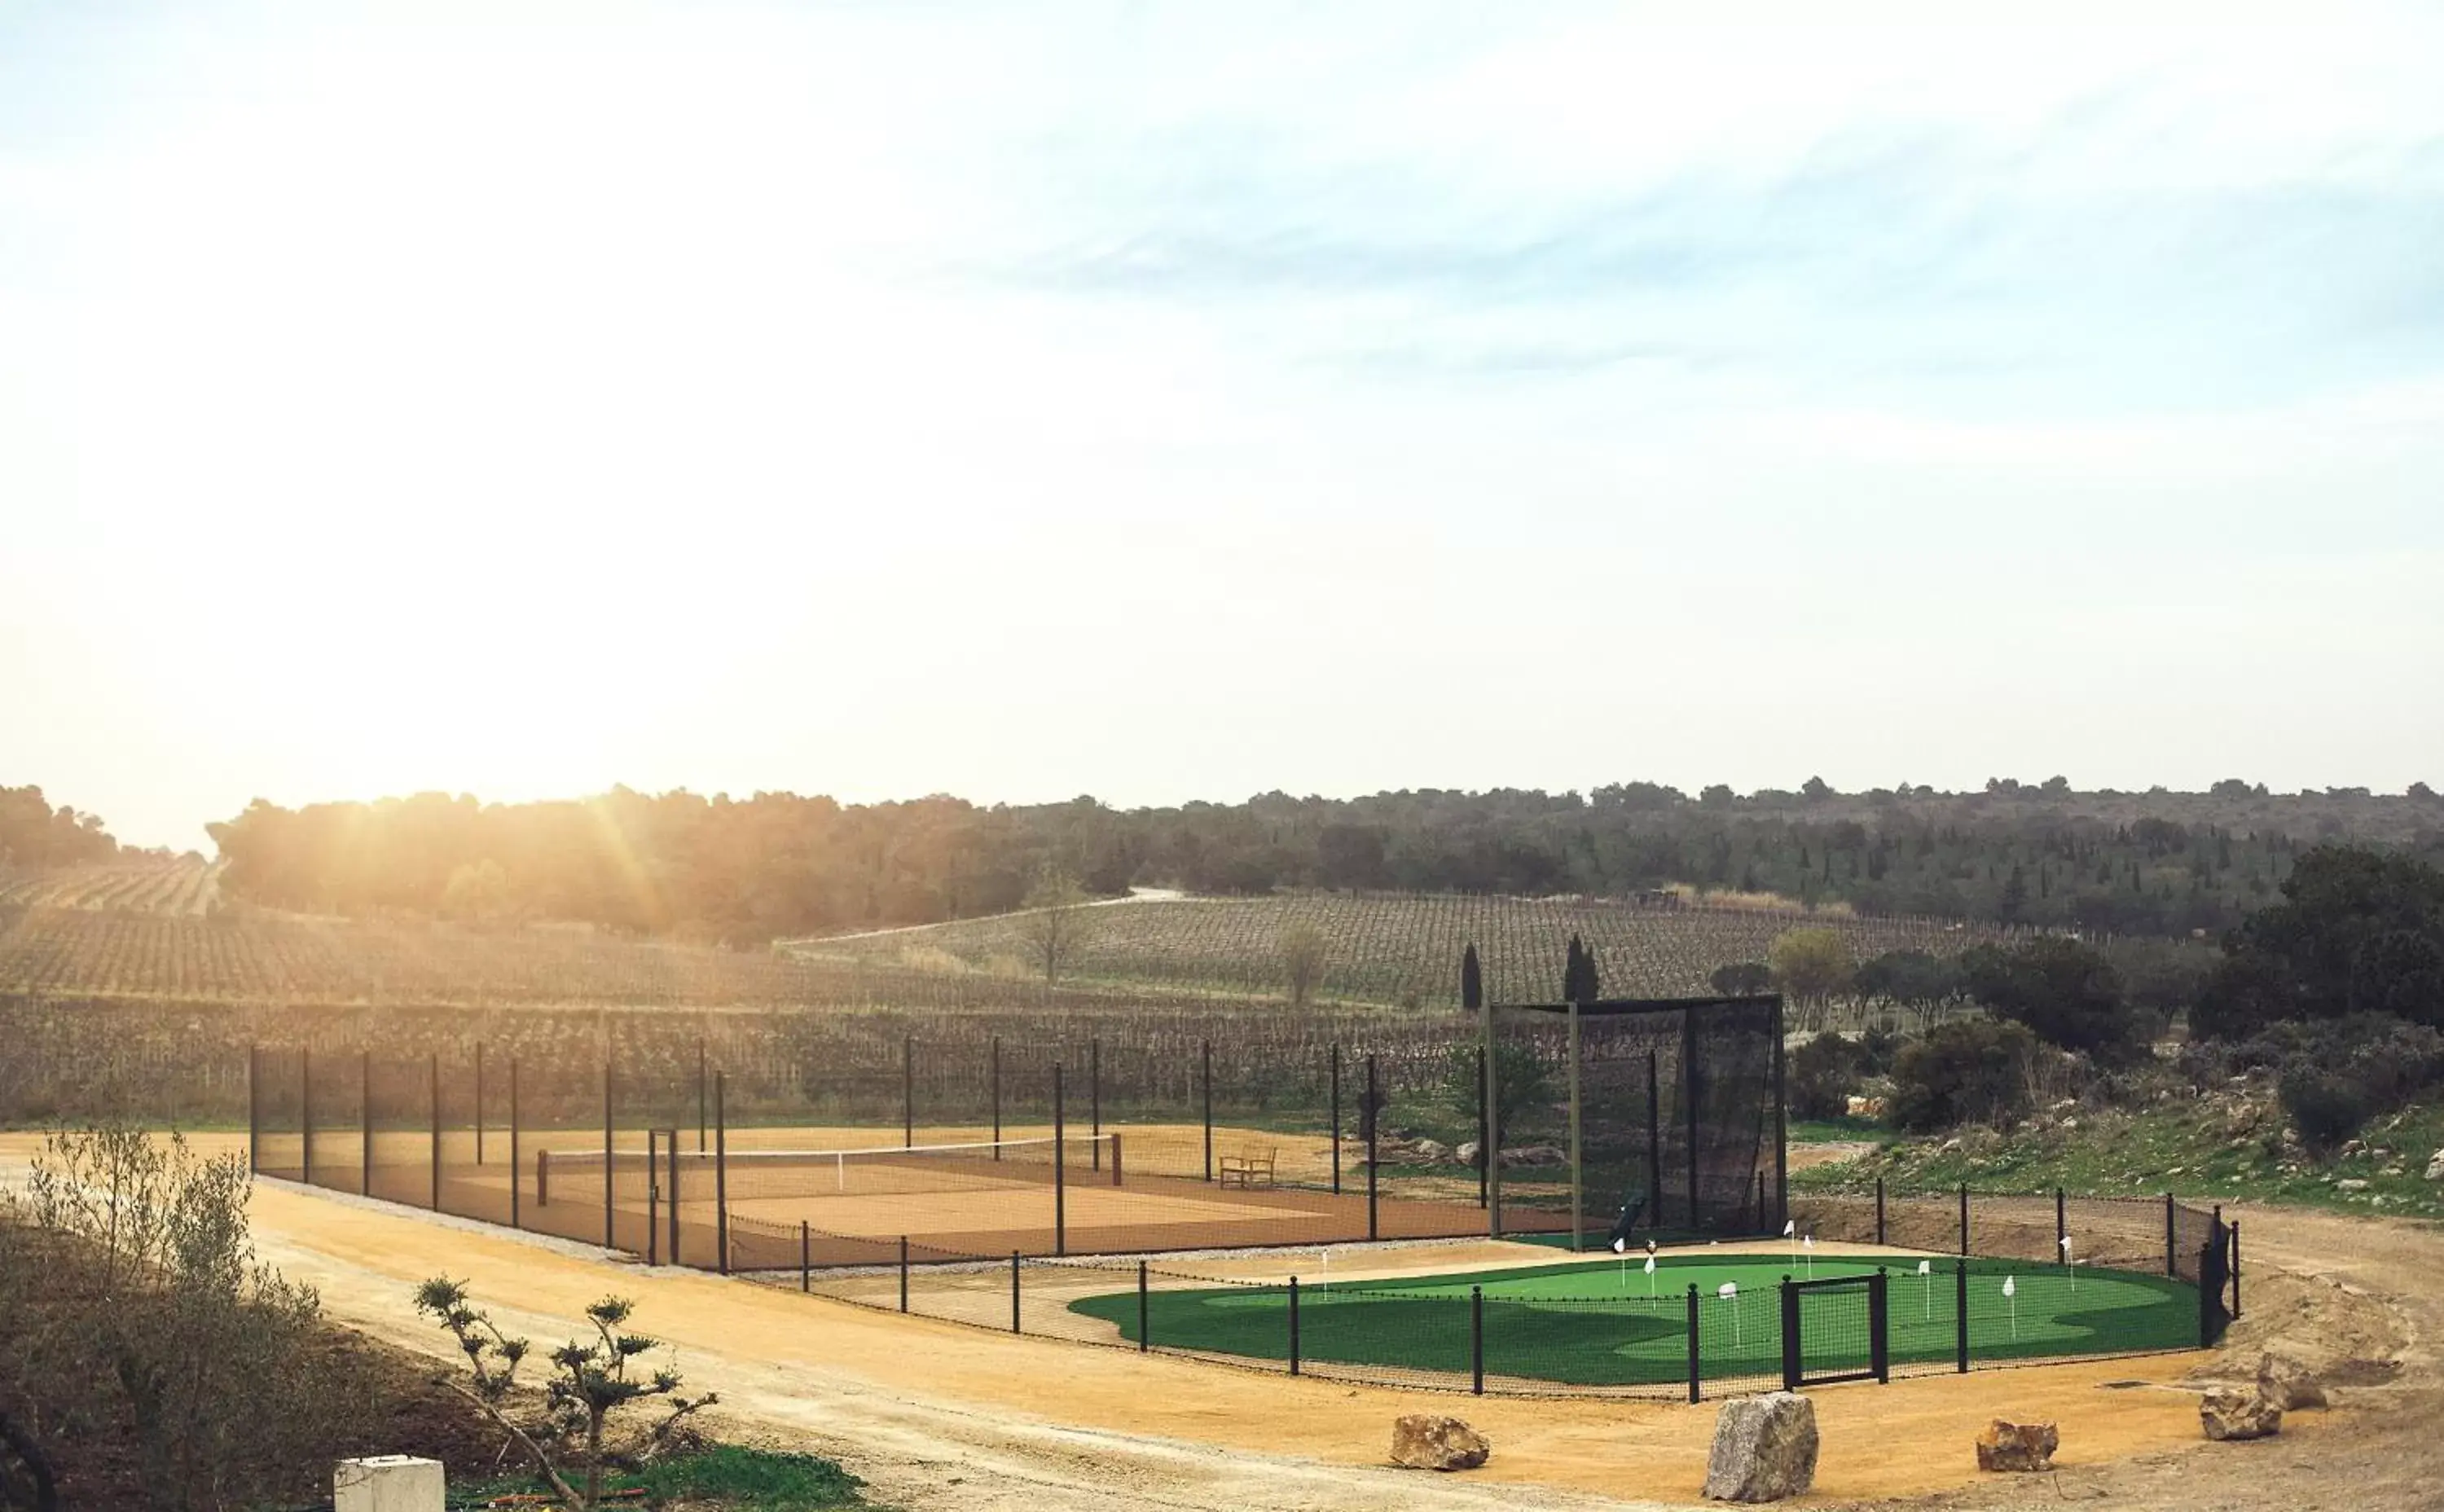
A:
[
  {"left": 2257, "top": 1353, "right": 2328, "bottom": 1411},
  {"left": 1455, "top": 1141, "right": 1482, "bottom": 1168},
  {"left": 2424, "top": 1149, "right": 2444, "bottom": 1182},
  {"left": 1501, "top": 1145, "right": 1567, "bottom": 1167},
  {"left": 1703, "top": 1392, "right": 1818, "bottom": 1502},
  {"left": 1389, "top": 1414, "right": 1489, "bottom": 1471},
  {"left": 1974, "top": 1419, "right": 2058, "bottom": 1473},
  {"left": 2336, "top": 1179, "right": 2369, "bottom": 1193},
  {"left": 2200, "top": 1387, "right": 2282, "bottom": 1441},
  {"left": 1413, "top": 1138, "right": 1451, "bottom": 1165}
]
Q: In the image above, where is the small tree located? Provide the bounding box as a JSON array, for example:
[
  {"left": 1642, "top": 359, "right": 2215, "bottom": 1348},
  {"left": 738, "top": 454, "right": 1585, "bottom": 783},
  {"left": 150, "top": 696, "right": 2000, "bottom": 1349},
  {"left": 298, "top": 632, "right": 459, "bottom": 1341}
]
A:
[
  {"left": 1709, "top": 960, "right": 1773, "bottom": 998},
  {"left": 1280, "top": 924, "right": 1327, "bottom": 1009},
  {"left": 1015, "top": 868, "right": 1097, "bottom": 986},
  {"left": 415, "top": 1281, "right": 715, "bottom": 1512},
  {"left": 1769, "top": 928, "right": 1854, "bottom": 1028}
]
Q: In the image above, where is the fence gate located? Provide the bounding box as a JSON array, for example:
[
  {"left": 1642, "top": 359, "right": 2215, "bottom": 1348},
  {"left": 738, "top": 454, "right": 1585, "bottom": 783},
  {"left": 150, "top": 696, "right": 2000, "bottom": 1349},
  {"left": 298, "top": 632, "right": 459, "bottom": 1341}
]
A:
[{"left": 1781, "top": 1271, "right": 1889, "bottom": 1391}]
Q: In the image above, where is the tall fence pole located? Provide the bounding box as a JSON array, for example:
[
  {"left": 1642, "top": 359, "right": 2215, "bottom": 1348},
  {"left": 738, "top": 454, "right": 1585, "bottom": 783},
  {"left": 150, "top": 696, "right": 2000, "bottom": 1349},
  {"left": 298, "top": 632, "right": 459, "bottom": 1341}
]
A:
[
  {"left": 1682, "top": 1009, "right": 1701, "bottom": 1231},
  {"left": 247, "top": 1044, "right": 261, "bottom": 1173},
  {"left": 1875, "top": 1176, "right": 1887, "bottom": 1246},
  {"left": 474, "top": 1041, "right": 485, "bottom": 1167},
  {"left": 2230, "top": 1218, "right": 2242, "bottom": 1319},
  {"left": 429, "top": 1052, "right": 442, "bottom": 1211},
  {"left": 1958, "top": 1183, "right": 1969, "bottom": 1257},
  {"left": 715, "top": 1071, "right": 730, "bottom": 1276},
  {"left": 1778, "top": 1277, "right": 1801, "bottom": 1392},
  {"left": 1287, "top": 1276, "right": 1300, "bottom": 1376},
  {"left": 1200, "top": 1040, "right": 1213, "bottom": 1182},
  {"left": 646, "top": 1132, "right": 662, "bottom": 1266},
  {"left": 1090, "top": 1038, "right": 1102, "bottom": 1170},
  {"left": 1053, "top": 1062, "right": 1067, "bottom": 1258},
  {"left": 1644, "top": 1050, "right": 1661, "bottom": 1230},
  {"left": 668, "top": 1129, "right": 682, "bottom": 1266},
  {"left": 903, "top": 1035, "right": 915, "bottom": 1149},
  {"left": 697, "top": 1038, "right": 708, "bottom": 1154},
  {"left": 1685, "top": 1284, "right": 1702, "bottom": 1404},
  {"left": 1470, "top": 1286, "right": 1485, "bottom": 1396},
  {"left": 1483, "top": 995, "right": 1501, "bottom": 1236},
  {"left": 899, "top": 1236, "right": 909, "bottom": 1312},
  {"left": 2164, "top": 1193, "right": 2177, "bottom": 1278},
  {"left": 301, "top": 1047, "right": 314, "bottom": 1188},
  {"left": 2055, "top": 1189, "right": 2068, "bottom": 1264},
  {"left": 1954, "top": 1259, "right": 1970, "bottom": 1373},
  {"left": 603, "top": 1059, "right": 615, "bottom": 1251},
  {"left": 1567, "top": 997, "right": 1583, "bottom": 1254},
  {"left": 1010, "top": 1252, "right": 1022, "bottom": 1334},
  {"left": 1770, "top": 996, "right": 1789, "bottom": 1231},
  {"left": 1137, "top": 1259, "right": 1149, "bottom": 1352},
  {"left": 1475, "top": 1045, "right": 1489, "bottom": 1209},
  {"left": 1870, "top": 1267, "right": 1890, "bottom": 1383},
  {"left": 1330, "top": 1043, "right": 1343, "bottom": 1196},
  {"left": 1365, "top": 1054, "right": 1380, "bottom": 1242},
  {"left": 361, "top": 1050, "right": 373, "bottom": 1199},
  {"left": 508, "top": 1057, "right": 521, "bottom": 1230},
  {"left": 799, "top": 1220, "right": 810, "bottom": 1292},
  {"left": 991, "top": 1036, "right": 1002, "bottom": 1156}
]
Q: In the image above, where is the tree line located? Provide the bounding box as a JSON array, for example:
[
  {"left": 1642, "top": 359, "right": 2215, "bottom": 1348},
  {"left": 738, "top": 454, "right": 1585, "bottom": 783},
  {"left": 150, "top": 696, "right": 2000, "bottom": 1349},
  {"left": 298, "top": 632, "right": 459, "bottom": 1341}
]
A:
[{"left": 0, "top": 786, "right": 121, "bottom": 874}]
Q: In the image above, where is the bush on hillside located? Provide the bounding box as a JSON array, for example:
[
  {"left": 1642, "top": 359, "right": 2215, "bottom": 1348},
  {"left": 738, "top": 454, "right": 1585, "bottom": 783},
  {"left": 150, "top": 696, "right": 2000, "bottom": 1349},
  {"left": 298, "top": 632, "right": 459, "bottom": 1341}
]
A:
[
  {"left": 1788, "top": 1031, "right": 1864, "bottom": 1121},
  {"left": 1888, "top": 1018, "right": 2043, "bottom": 1132},
  {"left": 1959, "top": 937, "right": 2147, "bottom": 1063},
  {"left": 2279, "top": 1069, "right": 2375, "bottom": 1154}
]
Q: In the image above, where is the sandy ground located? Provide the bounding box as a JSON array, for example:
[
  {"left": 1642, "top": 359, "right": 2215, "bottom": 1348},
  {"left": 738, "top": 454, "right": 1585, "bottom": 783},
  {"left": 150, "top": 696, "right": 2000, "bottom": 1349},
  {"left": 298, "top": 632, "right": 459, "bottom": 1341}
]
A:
[{"left": 4, "top": 1132, "right": 2428, "bottom": 1511}]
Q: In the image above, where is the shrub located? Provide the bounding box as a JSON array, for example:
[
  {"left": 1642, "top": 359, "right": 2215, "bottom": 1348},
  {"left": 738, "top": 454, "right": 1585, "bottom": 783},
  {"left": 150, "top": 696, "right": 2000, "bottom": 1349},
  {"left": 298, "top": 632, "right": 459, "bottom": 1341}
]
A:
[
  {"left": 2279, "top": 1069, "right": 2374, "bottom": 1154},
  {"left": 1888, "top": 1018, "right": 2042, "bottom": 1132},
  {"left": 1787, "top": 1031, "right": 1865, "bottom": 1121}
]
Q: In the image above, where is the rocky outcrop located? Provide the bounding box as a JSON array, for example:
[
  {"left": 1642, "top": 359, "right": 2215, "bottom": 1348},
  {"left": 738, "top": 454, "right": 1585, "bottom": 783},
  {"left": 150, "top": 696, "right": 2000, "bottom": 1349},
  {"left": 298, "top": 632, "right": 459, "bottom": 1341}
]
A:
[
  {"left": 1974, "top": 1419, "right": 2058, "bottom": 1472},
  {"left": 1389, "top": 1414, "right": 1489, "bottom": 1471},
  {"left": 2200, "top": 1387, "right": 2283, "bottom": 1441},
  {"left": 2257, "top": 1353, "right": 2328, "bottom": 1411},
  {"left": 1703, "top": 1392, "right": 1818, "bottom": 1501}
]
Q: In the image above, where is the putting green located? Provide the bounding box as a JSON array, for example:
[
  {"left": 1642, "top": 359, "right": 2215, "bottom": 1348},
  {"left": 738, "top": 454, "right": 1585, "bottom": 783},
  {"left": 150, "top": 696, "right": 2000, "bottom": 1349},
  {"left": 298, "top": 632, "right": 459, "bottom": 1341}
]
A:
[{"left": 1070, "top": 1253, "right": 2197, "bottom": 1388}]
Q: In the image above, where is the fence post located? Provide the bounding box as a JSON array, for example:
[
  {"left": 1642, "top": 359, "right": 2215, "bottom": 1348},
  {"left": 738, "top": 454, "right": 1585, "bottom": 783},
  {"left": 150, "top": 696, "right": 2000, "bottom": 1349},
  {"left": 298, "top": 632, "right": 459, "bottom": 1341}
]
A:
[
  {"left": 2055, "top": 1188, "right": 2067, "bottom": 1264},
  {"left": 991, "top": 1036, "right": 1002, "bottom": 1154},
  {"left": 903, "top": 1035, "right": 914, "bottom": 1149},
  {"left": 1778, "top": 1277, "right": 1800, "bottom": 1392},
  {"left": 1476, "top": 1044, "right": 1489, "bottom": 1209},
  {"left": 1201, "top": 1040, "right": 1213, "bottom": 1181},
  {"left": 1092, "top": 1038, "right": 1102, "bottom": 1171},
  {"left": 1471, "top": 1286, "right": 1484, "bottom": 1396},
  {"left": 1137, "top": 1259, "right": 1149, "bottom": 1352},
  {"left": 899, "top": 1236, "right": 909, "bottom": 1313},
  {"left": 697, "top": 1037, "right": 708, "bottom": 1154},
  {"left": 429, "top": 1052, "right": 442, "bottom": 1211},
  {"left": 1053, "top": 1061, "right": 1066, "bottom": 1258},
  {"left": 1870, "top": 1268, "right": 1890, "bottom": 1384},
  {"left": 1958, "top": 1183, "right": 1969, "bottom": 1257},
  {"left": 1645, "top": 1050, "right": 1662, "bottom": 1229},
  {"left": 362, "top": 1050, "right": 373, "bottom": 1199},
  {"left": 603, "top": 1057, "right": 615, "bottom": 1251},
  {"left": 2230, "top": 1218, "right": 2241, "bottom": 1319},
  {"left": 1010, "top": 1252, "right": 1022, "bottom": 1334},
  {"left": 1686, "top": 1284, "right": 1703, "bottom": 1404},
  {"left": 646, "top": 1132, "right": 661, "bottom": 1265},
  {"left": 1954, "top": 1259, "right": 1970, "bottom": 1374},
  {"left": 2164, "top": 1192, "right": 2177, "bottom": 1278},
  {"left": 1287, "top": 1276, "right": 1300, "bottom": 1376},
  {"left": 714, "top": 1071, "right": 729, "bottom": 1275},
  {"left": 1366, "top": 1055, "right": 1380, "bottom": 1242},
  {"left": 508, "top": 1057, "right": 521, "bottom": 1230},
  {"left": 301, "top": 1047, "right": 314, "bottom": 1188},
  {"left": 800, "top": 1220, "right": 810, "bottom": 1293},
  {"left": 667, "top": 1130, "right": 681, "bottom": 1265},
  {"left": 247, "top": 1044, "right": 260, "bottom": 1173},
  {"left": 474, "top": 1041, "right": 485, "bottom": 1167},
  {"left": 1875, "top": 1177, "right": 1886, "bottom": 1246},
  {"left": 1330, "top": 1043, "right": 1343, "bottom": 1196}
]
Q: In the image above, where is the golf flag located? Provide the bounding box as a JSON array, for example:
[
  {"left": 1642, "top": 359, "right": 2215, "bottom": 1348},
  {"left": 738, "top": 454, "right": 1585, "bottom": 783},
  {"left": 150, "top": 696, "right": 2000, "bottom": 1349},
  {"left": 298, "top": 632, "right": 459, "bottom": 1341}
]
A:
[
  {"left": 1916, "top": 1259, "right": 1932, "bottom": 1275},
  {"left": 1719, "top": 1281, "right": 1738, "bottom": 1299},
  {"left": 2002, "top": 1273, "right": 2019, "bottom": 1338},
  {"left": 1782, "top": 1220, "right": 1796, "bottom": 1237},
  {"left": 1645, "top": 1255, "right": 1658, "bottom": 1275},
  {"left": 2002, "top": 1276, "right": 2016, "bottom": 1298},
  {"left": 1613, "top": 1237, "right": 1628, "bottom": 1255},
  {"left": 1917, "top": 1258, "right": 1933, "bottom": 1317}
]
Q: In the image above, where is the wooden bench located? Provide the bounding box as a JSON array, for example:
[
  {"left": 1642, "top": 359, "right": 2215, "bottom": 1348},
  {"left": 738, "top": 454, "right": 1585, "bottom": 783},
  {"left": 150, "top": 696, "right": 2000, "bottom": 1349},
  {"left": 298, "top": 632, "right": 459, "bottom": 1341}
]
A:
[{"left": 1217, "top": 1147, "right": 1277, "bottom": 1189}]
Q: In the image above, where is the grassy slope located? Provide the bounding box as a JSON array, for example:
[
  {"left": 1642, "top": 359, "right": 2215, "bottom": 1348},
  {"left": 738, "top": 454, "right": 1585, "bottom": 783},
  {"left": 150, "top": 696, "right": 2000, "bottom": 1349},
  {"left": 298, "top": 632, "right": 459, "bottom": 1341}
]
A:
[{"left": 1791, "top": 1094, "right": 2444, "bottom": 1221}]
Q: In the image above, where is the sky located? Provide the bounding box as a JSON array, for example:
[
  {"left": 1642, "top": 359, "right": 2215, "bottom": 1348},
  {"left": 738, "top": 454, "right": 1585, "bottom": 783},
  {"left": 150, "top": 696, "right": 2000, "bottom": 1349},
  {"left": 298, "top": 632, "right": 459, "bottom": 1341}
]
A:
[{"left": 3, "top": 1, "right": 2441, "bottom": 851}]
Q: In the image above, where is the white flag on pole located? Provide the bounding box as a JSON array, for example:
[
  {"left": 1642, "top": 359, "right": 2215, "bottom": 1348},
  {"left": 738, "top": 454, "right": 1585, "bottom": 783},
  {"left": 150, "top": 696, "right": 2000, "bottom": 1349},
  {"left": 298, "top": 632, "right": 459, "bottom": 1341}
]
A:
[
  {"left": 1613, "top": 1237, "right": 1628, "bottom": 1254},
  {"left": 1782, "top": 1220, "right": 1796, "bottom": 1237},
  {"left": 1916, "top": 1259, "right": 1932, "bottom": 1275}
]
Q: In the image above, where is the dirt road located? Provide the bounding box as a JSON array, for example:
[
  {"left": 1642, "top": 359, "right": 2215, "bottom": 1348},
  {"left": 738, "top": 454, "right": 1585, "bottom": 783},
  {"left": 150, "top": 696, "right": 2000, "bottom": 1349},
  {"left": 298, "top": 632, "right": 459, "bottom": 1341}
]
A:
[{"left": 5, "top": 1135, "right": 2430, "bottom": 1510}]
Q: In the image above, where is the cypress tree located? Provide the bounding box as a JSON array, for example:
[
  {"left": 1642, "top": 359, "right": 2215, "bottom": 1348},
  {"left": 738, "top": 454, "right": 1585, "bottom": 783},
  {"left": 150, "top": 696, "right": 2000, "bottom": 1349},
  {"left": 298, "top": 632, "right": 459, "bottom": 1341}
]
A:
[{"left": 1461, "top": 943, "right": 1483, "bottom": 1011}]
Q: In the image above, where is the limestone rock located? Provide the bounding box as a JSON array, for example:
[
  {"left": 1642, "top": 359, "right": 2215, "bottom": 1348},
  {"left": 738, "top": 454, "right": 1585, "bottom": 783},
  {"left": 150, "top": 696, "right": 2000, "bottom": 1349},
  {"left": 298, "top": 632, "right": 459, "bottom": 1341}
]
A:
[
  {"left": 1455, "top": 1141, "right": 1482, "bottom": 1168},
  {"left": 1501, "top": 1144, "right": 1566, "bottom": 1167},
  {"left": 2423, "top": 1149, "right": 2444, "bottom": 1181},
  {"left": 2257, "top": 1353, "right": 2328, "bottom": 1411},
  {"left": 1413, "top": 1138, "right": 1451, "bottom": 1165},
  {"left": 1390, "top": 1414, "right": 1489, "bottom": 1471},
  {"left": 2200, "top": 1387, "right": 2282, "bottom": 1441},
  {"left": 1703, "top": 1392, "right": 1818, "bottom": 1502},
  {"left": 1974, "top": 1419, "right": 2058, "bottom": 1472},
  {"left": 2336, "top": 1179, "right": 2369, "bottom": 1193}
]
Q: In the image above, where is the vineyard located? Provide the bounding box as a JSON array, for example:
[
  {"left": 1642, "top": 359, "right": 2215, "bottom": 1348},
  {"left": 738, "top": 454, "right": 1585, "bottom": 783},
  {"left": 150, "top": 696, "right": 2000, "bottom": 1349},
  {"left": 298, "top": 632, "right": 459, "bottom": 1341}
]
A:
[
  {"left": 789, "top": 892, "right": 2033, "bottom": 1005},
  {"left": 0, "top": 857, "right": 218, "bottom": 915}
]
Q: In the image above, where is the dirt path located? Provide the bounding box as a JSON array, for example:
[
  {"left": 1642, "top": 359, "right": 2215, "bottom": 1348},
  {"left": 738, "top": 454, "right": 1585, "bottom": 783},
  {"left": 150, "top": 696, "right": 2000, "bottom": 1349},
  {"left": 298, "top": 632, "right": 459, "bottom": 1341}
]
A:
[{"left": 7, "top": 1136, "right": 2433, "bottom": 1510}]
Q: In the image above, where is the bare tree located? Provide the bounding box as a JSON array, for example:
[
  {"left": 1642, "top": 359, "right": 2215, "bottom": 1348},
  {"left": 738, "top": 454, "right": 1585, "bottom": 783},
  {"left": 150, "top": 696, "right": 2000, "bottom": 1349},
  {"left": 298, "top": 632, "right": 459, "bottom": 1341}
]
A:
[
  {"left": 1016, "top": 868, "right": 1097, "bottom": 986},
  {"left": 415, "top": 1281, "right": 714, "bottom": 1512},
  {"left": 1280, "top": 924, "right": 1327, "bottom": 1009}
]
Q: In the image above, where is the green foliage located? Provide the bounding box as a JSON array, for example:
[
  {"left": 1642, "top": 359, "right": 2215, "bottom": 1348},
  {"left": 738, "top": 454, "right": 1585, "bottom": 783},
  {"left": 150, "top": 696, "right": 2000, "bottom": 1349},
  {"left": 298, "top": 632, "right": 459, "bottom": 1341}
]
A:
[
  {"left": 1888, "top": 1019, "right": 2042, "bottom": 1132},
  {"left": 468, "top": 1447, "right": 864, "bottom": 1511},
  {"left": 1959, "top": 937, "right": 2143, "bottom": 1062},
  {"left": 1787, "top": 1031, "right": 1866, "bottom": 1122},
  {"left": 2279, "top": 1070, "right": 2373, "bottom": 1154},
  {"left": 1442, "top": 1040, "right": 1555, "bottom": 1139},
  {"left": 2196, "top": 846, "right": 2444, "bottom": 1040},
  {"left": 0, "top": 785, "right": 122, "bottom": 872},
  {"left": 1708, "top": 960, "right": 1772, "bottom": 997},
  {"left": 1279, "top": 923, "right": 1327, "bottom": 1009}
]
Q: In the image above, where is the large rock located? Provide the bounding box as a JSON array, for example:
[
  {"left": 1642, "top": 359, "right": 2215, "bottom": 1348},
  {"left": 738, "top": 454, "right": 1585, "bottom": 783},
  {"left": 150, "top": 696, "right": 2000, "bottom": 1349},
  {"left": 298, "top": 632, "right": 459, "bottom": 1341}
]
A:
[
  {"left": 1413, "top": 1138, "right": 1451, "bottom": 1165},
  {"left": 1974, "top": 1419, "right": 2058, "bottom": 1472},
  {"left": 1501, "top": 1144, "right": 1567, "bottom": 1167},
  {"left": 1455, "top": 1141, "right": 1482, "bottom": 1168},
  {"left": 1389, "top": 1414, "right": 1489, "bottom": 1471},
  {"left": 1703, "top": 1392, "right": 1818, "bottom": 1502},
  {"left": 2257, "top": 1353, "right": 2328, "bottom": 1411},
  {"left": 2200, "top": 1387, "right": 2283, "bottom": 1441}
]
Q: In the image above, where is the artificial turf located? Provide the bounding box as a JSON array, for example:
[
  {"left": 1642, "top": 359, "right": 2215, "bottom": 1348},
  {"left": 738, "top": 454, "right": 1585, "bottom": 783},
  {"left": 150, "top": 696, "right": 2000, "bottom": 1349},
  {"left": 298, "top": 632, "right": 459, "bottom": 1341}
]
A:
[{"left": 1070, "top": 1253, "right": 2198, "bottom": 1388}]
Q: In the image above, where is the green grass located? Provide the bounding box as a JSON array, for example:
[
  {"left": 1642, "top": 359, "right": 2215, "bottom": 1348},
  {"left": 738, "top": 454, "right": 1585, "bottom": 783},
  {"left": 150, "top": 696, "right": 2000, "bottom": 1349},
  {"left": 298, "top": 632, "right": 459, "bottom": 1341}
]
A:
[
  {"left": 1787, "top": 1116, "right": 1885, "bottom": 1144},
  {"left": 453, "top": 1447, "right": 864, "bottom": 1510},
  {"left": 1070, "top": 1253, "right": 2195, "bottom": 1388},
  {"left": 1793, "top": 1097, "right": 2444, "bottom": 1220}
]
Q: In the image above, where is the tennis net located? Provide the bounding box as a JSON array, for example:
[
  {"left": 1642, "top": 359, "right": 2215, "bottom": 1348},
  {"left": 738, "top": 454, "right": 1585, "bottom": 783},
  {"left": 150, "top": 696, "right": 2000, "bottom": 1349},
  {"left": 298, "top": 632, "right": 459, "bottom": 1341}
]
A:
[{"left": 536, "top": 1132, "right": 1121, "bottom": 1207}]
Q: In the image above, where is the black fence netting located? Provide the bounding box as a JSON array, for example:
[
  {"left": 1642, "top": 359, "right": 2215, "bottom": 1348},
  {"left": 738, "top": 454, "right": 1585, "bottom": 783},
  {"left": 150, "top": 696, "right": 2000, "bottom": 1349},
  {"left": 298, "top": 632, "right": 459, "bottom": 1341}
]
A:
[{"left": 251, "top": 1047, "right": 306, "bottom": 1182}]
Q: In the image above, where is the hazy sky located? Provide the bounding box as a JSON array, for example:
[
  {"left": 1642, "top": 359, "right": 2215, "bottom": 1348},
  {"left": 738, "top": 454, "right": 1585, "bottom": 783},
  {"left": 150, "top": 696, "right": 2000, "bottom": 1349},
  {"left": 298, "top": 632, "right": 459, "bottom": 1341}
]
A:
[{"left": 5, "top": 2, "right": 2441, "bottom": 850}]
